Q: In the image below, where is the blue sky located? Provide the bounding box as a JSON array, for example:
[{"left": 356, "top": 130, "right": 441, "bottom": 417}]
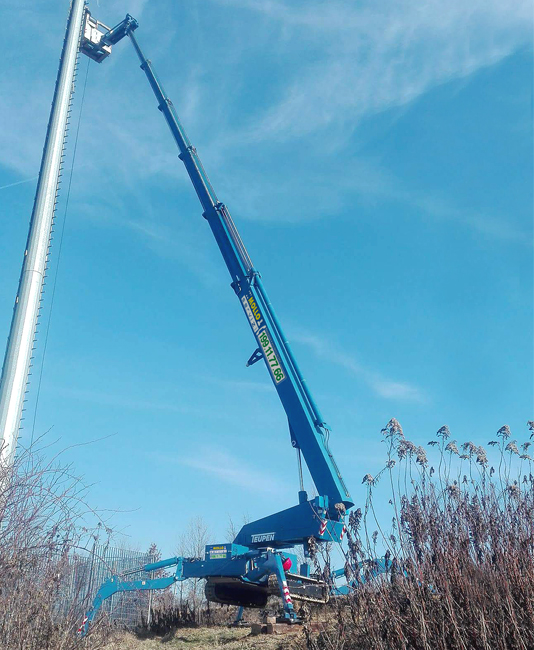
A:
[{"left": 0, "top": 0, "right": 532, "bottom": 557}]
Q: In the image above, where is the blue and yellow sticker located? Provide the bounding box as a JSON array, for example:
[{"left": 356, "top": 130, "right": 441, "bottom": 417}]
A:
[
  {"left": 241, "top": 292, "right": 285, "bottom": 384},
  {"left": 208, "top": 545, "right": 228, "bottom": 560}
]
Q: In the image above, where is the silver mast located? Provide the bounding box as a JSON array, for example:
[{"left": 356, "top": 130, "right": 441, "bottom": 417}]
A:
[{"left": 0, "top": 0, "right": 86, "bottom": 466}]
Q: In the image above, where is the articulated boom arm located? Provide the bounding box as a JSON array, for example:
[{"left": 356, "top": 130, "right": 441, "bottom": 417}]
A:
[{"left": 126, "top": 32, "right": 353, "bottom": 519}]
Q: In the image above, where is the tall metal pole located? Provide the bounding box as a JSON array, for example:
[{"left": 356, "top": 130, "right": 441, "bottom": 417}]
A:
[{"left": 0, "top": 0, "right": 86, "bottom": 466}]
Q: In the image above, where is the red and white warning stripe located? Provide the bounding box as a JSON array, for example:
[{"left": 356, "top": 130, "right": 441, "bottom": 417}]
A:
[
  {"left": 340, "top": 525, "right": 347, "bottom": 541},
  {"left": 77, "top": 615, "right": 88, "bottom": 634},
  {"left": 282, "top": 580, "right": 292, "bottom": 604},
  {"left": 318, "top": 519, "right": 327, "bottom": 536}
]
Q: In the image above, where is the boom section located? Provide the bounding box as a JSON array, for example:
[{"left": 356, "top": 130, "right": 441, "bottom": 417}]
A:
[{"left": 128, "top": 32, "right": 352, "bottom": 510}]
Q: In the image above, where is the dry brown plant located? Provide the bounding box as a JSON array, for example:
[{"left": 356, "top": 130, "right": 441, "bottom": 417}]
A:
[
  {"left": 306, "top": 420, "right": 534, "bottom": 650},
  {"left": 0, "top": 439, "right": 114, "bottom": 649}
]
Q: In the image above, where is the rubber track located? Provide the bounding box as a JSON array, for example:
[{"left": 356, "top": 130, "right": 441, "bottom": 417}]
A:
[{"left": 268, "top": 575, "right": 329, "bottom": 604}]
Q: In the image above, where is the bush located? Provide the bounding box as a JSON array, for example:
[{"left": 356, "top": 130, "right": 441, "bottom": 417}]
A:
[
  {"left": 307, "top": 420, "right": 534, "bottom": 650},
  {"left": 0, "top": 441, "right": 113, "bottom": 649}
]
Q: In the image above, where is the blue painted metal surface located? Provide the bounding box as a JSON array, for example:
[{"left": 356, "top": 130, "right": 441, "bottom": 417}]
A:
[
  {"left": 126, "top": 29, "right": 353, "bottom": 522},
  {"left": 234, "top": 496, "right": 347, "bottom": 548},
  {"left": 79, "top": 547, "right": 300, "bottom": 635},
  {"left": 79, "top": 548, "right": 398, "bottom": 636},
  {"left": 76, "top": 14, "right": 360, "bottom": 635},
  {"left": 331, "top": 556, "right": 404, "bottom": 595}
]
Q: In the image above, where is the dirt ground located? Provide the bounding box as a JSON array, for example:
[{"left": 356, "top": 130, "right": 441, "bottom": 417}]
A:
[{"left": 103, "top": 626, "right": 305, "bottom": 650}]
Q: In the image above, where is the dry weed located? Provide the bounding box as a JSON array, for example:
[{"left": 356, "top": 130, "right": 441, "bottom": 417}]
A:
[
  {"left": 307, "top": 420, "right": 534, "bottom": 650},
  {"left": 0, "top": 440, "right": 114, "bottom": 649}
]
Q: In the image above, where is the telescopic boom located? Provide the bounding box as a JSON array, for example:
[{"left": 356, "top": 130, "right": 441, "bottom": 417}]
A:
[{"left": 127, "top": 29, "right": 353, "bottom": 517}]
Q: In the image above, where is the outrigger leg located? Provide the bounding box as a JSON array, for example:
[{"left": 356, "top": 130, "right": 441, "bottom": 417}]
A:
[{"left": 78, "top": 557, "right": 185, "bottom": 636}]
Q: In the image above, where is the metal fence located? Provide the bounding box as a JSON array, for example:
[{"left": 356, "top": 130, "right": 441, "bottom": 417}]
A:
[{"left": 59, "top": 543, "right": 157, "bottom": 628}]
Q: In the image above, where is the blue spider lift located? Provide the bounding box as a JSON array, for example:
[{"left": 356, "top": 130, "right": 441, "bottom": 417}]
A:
[{"left": 78, "top": 12, "right": 356, "bottom": 636}]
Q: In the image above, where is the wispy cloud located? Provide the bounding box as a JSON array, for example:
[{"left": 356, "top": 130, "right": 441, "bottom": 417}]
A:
[
  {"left": 218, "top": 153, "right": 532, "bottom": 244},
  {"left": 292, "top": 330, "right": 425, "bottom": 402},
  {"left": 198, "top": 374, "right": 274, "bottom": 394},
  {"left": 161, "top": 446, "right": 289, "bottom": 495},
  {"left": 370, "top": 379, "right": 423, "bottom": 402},
  {"left": 73, "top": 197, "right": 222, "bottom": 287},
  {"left": 411, "top": 194, "right": 532, "bottom": 245},
  {"left": 214, "top": 0, "right": 530, "bottom": 142},
  {"left": 358, "top": 174, "right": 532, "bottom": 245},
  {"left": 0, "top": 176, "right": 38, "bottom": 192},
  {"left": 52, "top": 385, "right": 204, "bottom": 416},
  {"left": 0, "top": 0, "right": 529, "bottom": 248},
  {"left": 120, "top": 216, "right": 221, "bottom": 287},
  {"left": 200, "top": 0, "right": 531, "bottom": 241}
]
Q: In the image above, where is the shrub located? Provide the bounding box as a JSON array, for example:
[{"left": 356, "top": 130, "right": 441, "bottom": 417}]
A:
[
  {"left": 307, "top": 420, "right": 534, "bottom": 650},
  {"left": 0, "top": 440, "right": 113, "bottom": 649}
]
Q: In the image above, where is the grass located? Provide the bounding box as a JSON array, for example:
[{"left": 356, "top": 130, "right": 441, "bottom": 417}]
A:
[{"left": 103, "top": 626, "right": 302, "bottom": 650}]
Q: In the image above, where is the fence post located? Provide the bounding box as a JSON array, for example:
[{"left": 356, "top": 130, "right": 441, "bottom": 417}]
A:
[{"left": 147, "top": 570, "right": 154, "bottom": 627}]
